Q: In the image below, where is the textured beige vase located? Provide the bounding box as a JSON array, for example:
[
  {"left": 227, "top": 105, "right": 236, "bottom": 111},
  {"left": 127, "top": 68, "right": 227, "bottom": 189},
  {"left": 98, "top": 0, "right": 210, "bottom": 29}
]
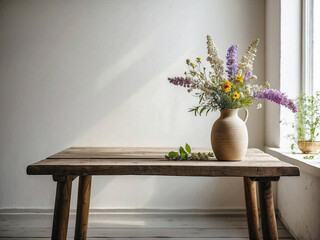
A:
[{"left": 211, "top": 109, "right": 248, "bottom": 161}]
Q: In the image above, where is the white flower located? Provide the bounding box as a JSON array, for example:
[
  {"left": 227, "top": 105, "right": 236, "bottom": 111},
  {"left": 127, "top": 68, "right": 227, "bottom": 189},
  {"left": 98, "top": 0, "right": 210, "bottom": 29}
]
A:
[
  {"left": 264, "top": 81, "right": 270, "bottom": 89},
  {"left": 257, "top": 103, "right": 262, "bottom": 109},
  {"left": 206, "top": 35, "right": 224, "bottom": 79},
  {"left": 237, "top": 39, "right": 259, "bottom": 77},
  {"left": 246, "top": 84, "right": 254, "bottom": 97},
  {"left": 251, "top": 75, "right": 258, "bottom": 80}
]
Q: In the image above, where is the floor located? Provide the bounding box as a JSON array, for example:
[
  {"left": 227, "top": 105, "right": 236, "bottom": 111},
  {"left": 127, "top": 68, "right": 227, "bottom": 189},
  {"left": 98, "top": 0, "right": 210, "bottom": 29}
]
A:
[{"left": 0, "top": 213, "right": 294, "bottom": 239}]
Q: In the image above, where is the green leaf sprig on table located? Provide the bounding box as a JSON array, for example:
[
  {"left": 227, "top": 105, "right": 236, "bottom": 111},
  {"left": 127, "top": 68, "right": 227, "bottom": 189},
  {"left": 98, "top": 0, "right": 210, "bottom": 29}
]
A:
[
  {"left": 303, "top": 153, "right": 320, "bottom": 159},
  {"left": 165, "top": 143, "right": 214, "bottom": 161}
]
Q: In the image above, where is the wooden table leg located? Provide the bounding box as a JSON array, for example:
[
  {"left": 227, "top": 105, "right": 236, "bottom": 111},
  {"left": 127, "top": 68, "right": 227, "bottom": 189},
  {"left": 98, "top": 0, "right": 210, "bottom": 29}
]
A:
[
  {"left": 52, "top": 175, "right": 73, "bottom": 240},
  {"left": 75, "top": 175, "right": 92, "bottom": 240},
  {"left": 258, "top": 181, "right": 278, "bottom": 240},
  {"left": 243, "top": 177, "right": 260, "bottom": 240}
]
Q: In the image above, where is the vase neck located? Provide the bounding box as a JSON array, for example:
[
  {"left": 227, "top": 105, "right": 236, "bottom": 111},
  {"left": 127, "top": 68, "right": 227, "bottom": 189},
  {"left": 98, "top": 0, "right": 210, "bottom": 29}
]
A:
[{"left": 219, "top": 109, "right": 239, "bottom": 118}]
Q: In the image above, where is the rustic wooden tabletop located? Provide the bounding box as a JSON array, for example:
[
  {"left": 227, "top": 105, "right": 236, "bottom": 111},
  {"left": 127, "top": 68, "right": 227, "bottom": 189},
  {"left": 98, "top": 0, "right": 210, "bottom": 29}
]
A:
[{"left": 27, "top": 147, "right": 300, "bottom": 177}]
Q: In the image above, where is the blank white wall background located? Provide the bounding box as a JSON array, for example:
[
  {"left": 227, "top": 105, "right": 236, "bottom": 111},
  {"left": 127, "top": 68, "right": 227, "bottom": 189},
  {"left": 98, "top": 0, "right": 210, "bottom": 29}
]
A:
[
  {"left": 265, "top": 0, "right": 281, "bottom": 148},
  {"left": 0, "top": 0, "right": 265, "bottom": 209}
]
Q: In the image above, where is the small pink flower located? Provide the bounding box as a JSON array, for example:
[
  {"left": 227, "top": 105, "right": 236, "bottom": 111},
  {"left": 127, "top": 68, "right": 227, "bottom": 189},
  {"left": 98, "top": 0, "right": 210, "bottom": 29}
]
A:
[{"left": 168, "top": 77, "right": 192, "bottom": 88}]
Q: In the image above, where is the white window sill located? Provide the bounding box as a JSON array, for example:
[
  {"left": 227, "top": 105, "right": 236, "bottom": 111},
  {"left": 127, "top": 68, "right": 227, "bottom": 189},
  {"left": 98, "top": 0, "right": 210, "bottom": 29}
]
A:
[{"left": 265, "top": 147, "right": 320, "bottom": 177}]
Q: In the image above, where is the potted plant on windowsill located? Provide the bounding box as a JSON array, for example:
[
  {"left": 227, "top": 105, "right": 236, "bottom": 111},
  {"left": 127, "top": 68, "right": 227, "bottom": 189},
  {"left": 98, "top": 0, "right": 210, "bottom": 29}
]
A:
[
  {"left": 295, "top": 92, "right": 320, "bottom": 154},
  {"left": 168, "top": 35, "right": 297, "bottom": 161}
]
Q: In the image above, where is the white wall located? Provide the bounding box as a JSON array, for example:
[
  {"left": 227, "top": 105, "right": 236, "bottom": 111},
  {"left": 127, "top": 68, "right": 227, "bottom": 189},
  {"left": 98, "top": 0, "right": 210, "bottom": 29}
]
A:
[
  {"left": 0, "top": 0, "right": 265, "bottom": 209},
  {"left": 278, "top": 171, "right": 320, "bottom": 240},
  {"left": 265, "top": 0, "right": 281, "bottom": 147}
]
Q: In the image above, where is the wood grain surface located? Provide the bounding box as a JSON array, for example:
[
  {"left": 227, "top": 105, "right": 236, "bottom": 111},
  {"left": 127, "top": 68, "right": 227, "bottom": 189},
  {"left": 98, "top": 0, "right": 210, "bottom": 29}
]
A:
[
  {"left": 0, "top": 212, "right": 294, "bottom": 239},
  {"left": 27, "top": 148, "right": 300, "bottom": 177}
]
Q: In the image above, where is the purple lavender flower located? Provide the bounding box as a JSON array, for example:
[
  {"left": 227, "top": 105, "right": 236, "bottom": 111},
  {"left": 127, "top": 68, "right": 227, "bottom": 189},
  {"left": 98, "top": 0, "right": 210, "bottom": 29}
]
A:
[
  {"left": 226, "top": 45, "right": 238, "bottom": 81},
  {"left": 168, "top": 77, "right": 192, "bottom": 88},
  {"left": 245, "top": 71, "right": 252, "bottom": 82},
  {"left": 254, "top": 89, "right": 298, "bottom": 113}
]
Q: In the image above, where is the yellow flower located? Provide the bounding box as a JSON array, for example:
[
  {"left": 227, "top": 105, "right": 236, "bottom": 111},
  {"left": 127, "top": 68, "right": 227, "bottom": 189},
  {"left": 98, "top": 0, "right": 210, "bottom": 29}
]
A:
[
  {"left": 235, "top": 76, "right": 244, "bottom": 82},
  {"left": 190, "top": 62, "right": 195, "bottom": 66},
  {"left": 233, "top": 92, "right": 240, "bottom": 99},
  {"left": 221, "top": 81, "right": 232, "bottom": 92},
  {"left": 196, "top": 57, "right": 201, "bottom": 60}
]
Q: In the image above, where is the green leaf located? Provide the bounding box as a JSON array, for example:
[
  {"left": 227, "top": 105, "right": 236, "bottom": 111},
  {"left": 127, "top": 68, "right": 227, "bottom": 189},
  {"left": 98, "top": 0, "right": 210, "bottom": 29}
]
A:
[
  {"left": 166, "top": 148, "right": 217, "bottom": 161},
  {"left": 199, "top": 94, "right": 204, "bottom": 104},
  {"left": 290, "top": 144, "right": 295, "bottom": 151},
  {"left": 168, "top": 151, "right": 178, "bottom": 158},
  {"left": 185, "top": 143, "right": 191, "bottom": 153},
  {"left": 200, "top": 107, "right": 206, "bottom": 116},
  {"left": 179, "top": 146, "right": 186, "bottom": 155}
]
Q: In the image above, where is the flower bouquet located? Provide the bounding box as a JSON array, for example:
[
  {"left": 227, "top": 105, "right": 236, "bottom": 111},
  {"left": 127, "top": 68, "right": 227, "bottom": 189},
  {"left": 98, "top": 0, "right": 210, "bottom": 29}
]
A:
[{"left": 168, "top": 35, "right": 297, "bottom": 160}]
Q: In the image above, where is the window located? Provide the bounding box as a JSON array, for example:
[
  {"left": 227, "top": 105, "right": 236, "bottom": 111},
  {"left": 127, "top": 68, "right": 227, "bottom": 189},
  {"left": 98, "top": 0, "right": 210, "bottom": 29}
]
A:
[
  {"left": 303, "top": 0, "right": 320, "bottom": 94},
  {"left": 314, "top": 0, "right": 320, "bottom": 92}
]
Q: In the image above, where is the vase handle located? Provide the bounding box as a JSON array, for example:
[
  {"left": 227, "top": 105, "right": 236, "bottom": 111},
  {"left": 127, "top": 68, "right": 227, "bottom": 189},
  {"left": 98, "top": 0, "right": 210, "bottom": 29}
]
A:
[{"left": 242, "top": 108, "right": 248, "bottom": 123}]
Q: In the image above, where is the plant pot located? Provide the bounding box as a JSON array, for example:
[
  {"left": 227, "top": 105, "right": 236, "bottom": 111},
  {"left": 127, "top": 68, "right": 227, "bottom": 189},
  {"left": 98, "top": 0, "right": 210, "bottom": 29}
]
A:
[
  {"left": 211, "top": 109, "right": 248, "bottom": 161},
  {"left": 297, "top": 141, "right": 320, "bottom": 154}
]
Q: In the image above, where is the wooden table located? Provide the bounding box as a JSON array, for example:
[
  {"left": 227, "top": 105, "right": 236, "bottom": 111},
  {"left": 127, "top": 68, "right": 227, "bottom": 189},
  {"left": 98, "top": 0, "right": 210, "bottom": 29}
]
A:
[{"left": 27, "top": 147, "right": 299, "bottom": 240}]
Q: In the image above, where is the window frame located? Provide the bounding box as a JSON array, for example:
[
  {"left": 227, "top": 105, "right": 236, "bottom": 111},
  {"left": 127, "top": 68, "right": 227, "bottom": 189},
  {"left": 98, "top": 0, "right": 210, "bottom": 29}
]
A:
[{"left": 302, "top": 0, "right": 314, "bottom": 95}]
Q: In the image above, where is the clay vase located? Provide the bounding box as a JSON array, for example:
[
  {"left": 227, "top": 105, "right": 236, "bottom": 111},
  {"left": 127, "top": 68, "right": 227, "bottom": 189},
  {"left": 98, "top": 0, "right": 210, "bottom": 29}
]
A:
[
  {"left": 297, "top": 141, "right": 320, "bottom": 154},
  {"left": 211, "top": 109, "right": 248, "bottom": 161}
]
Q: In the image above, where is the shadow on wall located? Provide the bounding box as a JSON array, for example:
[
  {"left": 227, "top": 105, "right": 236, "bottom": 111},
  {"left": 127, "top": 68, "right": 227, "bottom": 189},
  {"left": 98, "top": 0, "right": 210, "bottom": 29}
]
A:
[
  {"left": 91, "top": 176, "right": 245, "bottom": 210},
  {"left": 1, "top": 0, "right": 203, "bottom": 208},
  {"left": 0, "top": 0, "right": 265, "bottom": 209}
]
